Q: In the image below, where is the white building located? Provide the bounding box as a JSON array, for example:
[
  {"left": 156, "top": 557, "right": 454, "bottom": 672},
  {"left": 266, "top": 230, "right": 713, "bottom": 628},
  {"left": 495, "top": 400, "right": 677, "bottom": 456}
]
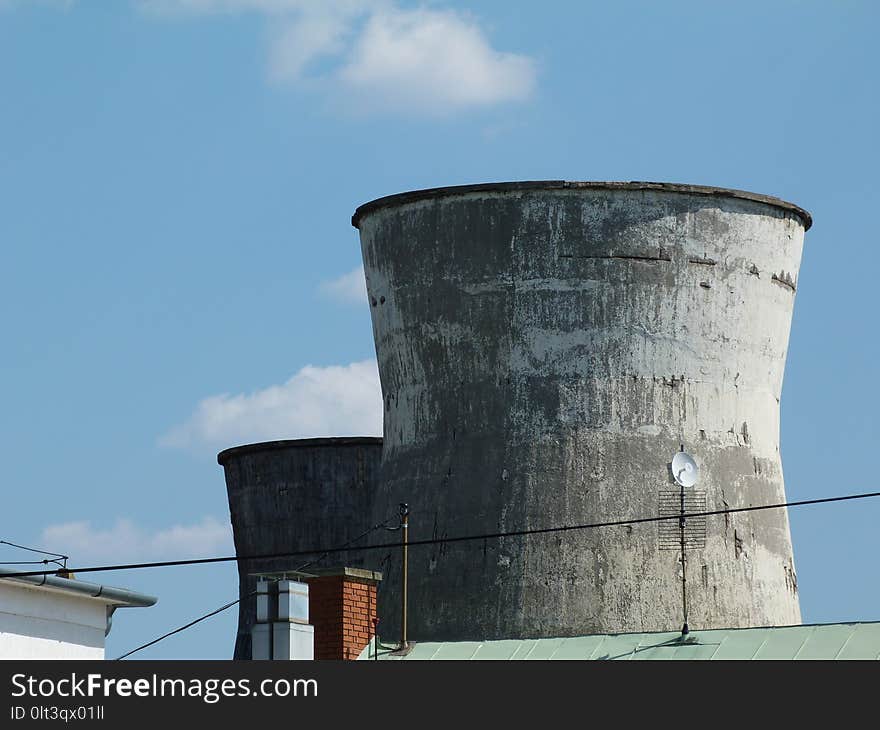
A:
[{"left": 0, "top": 567, "right": 156, "bottom": 660}]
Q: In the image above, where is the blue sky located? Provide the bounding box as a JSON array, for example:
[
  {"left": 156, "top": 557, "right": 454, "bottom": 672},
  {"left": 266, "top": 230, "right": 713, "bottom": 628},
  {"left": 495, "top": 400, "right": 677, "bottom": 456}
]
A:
[{"left": 0, "top": 1, "right": 877, "bottom": 658}]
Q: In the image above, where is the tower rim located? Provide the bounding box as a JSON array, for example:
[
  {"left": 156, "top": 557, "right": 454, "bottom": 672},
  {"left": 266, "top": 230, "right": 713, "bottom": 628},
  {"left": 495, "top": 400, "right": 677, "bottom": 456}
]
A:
[
  {"left": 217, "top": 437, "right": 383, "bottom": 466},
  {"left": 351, "top": 180, "right": 812, "bottom": 231}
]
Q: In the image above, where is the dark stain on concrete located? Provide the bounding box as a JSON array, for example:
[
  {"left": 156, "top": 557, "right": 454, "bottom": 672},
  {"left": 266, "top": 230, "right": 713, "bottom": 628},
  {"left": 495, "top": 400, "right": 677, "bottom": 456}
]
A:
[{"left": 771, "top": 272, "right": 797, "bottom": 292}]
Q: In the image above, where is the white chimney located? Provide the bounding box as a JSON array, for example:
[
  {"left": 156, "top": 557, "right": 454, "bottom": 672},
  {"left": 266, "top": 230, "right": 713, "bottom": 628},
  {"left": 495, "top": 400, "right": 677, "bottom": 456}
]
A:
[{"left": 251, "top": 579, "right": 314, "bottom": 660}]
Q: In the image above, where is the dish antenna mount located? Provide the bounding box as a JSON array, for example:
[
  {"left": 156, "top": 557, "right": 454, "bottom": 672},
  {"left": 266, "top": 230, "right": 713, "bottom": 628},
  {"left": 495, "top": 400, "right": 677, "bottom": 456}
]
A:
[
  {"left": 672, "top": 450, "right": 699, "bottom": 488},
  {"left": 671, "top": 447, "right": 700, "bottom": 636}
]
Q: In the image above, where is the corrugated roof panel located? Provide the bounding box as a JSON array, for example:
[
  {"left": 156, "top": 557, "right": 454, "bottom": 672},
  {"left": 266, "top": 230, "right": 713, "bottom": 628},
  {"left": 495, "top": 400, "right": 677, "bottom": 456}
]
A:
[
  {"left": 698, "top": 627, "right": 768, "bottom": 659},
  {"left": 614, "top": 634, "right": 679, "bottom": 660},
  {"left": 545, "top": 636, "right": 606, "bottom": 660},
  {"left": 429, "top": 641, "right": 482, "bottom": 660},
  {"left": 668, "top": 642, "right": 723, "bottom": 660},
  {"left": 591, "top": 634, "right": 655, "bottom": 660},
  {"left": 611, "top": 631, "right": 725, "bottom": 660},
  {"left": 516, "top": 638, "right": 564, "bottom": 659},
  {"left": 629, "top": 644, "right": 672, "bottom": 659},
  {"left": 471, "top": 641, "right": 523, "bottom": 660},
  {"left": 793, "top": 624, "right": 855, "bottom": 660},
  {"left": 509, "top": 639, "right": 539, "bottom": 660},
  {"left": 754, "top": 626, "right": 813, "bottom": 660},
  {"left": 836, "top": 624, "right": 880, "bottom": 660},
  {"left": 397, "top": 642, "right": 441, "bottom": 660}
]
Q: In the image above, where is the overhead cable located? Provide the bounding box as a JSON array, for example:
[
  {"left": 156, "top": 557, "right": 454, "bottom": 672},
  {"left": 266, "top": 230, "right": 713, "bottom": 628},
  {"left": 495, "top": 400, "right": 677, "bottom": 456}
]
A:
[{"left": 5, "top": 490, "right": 879, "bottom": 581}]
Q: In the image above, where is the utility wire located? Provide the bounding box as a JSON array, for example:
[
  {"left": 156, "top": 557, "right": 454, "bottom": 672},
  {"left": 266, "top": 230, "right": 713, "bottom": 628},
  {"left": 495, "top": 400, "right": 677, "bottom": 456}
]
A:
[
  {"left": 0, "top": 539, "right": 68, "bottom": 569},
  {"left": 113, "top": 516, "right": 398, "bottom": 660},
  {"left": 285, "top": 516, "right": 398, "bottom": 575},
  {"left": 5, "top": 490, "right": 880, "bottom": 581},
  {"left": 114, "top": 593, "right": 254, "bottom": 661}
]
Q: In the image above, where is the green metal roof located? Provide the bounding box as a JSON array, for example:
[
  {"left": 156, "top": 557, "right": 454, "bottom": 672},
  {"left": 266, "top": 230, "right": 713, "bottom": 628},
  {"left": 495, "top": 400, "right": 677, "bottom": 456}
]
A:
[{"left": 360, "top": 621, "right": 880, "bottom": 660}]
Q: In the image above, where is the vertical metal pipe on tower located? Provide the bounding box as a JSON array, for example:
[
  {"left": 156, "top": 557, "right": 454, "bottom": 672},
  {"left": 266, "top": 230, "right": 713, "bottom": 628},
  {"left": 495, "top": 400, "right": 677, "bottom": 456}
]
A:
[
  {"left": 218, "top": 437, "right": 383, "bottom": 658},
  {"left": 399, "top": 502, "right": 409, "bottom": 650},
  {"left": 353, "top": 181, "right": 811, "bottom": 641}
]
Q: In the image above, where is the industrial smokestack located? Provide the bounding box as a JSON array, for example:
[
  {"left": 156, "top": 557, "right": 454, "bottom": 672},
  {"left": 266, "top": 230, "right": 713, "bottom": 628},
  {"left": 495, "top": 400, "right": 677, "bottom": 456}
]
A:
[
  {"left": 353, "top": 181, "right": 811, "bottom": 641},
  {"left": 218, "top": 437, "right": 383, "bottom": 658}
]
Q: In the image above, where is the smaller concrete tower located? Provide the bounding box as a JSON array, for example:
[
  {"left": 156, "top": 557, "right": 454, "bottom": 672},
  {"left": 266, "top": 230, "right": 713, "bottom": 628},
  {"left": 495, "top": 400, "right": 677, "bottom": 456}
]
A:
[{"left": 218, "top": 437, "right": 383, "bottom": 659}]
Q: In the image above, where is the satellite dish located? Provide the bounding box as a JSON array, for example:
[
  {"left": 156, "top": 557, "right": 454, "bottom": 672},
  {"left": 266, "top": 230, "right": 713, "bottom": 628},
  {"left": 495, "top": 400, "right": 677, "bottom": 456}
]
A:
[{"left": 671, "top": 451, "right": 699, "bottom": 488}]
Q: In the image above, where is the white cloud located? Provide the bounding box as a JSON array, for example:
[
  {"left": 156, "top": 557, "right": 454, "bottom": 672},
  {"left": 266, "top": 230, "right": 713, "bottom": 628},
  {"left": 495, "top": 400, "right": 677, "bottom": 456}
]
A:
[
  {"left": 339, "top": 8, "right": 535, "bottom": 113},
  {"left": 160, "top": 359, "right": 382, "bottom": 451},
  {"left": 268, "top": 11, "right": 353, "bottom": 81},
  {"left": 319, "top": 266, "right": 368, "bottom": 305},
  {"left": 140, "top": 1, "right": 536, "bottom": 114},
  {"left": 40, "top": 516, "right": 232, "bottom": 563}
]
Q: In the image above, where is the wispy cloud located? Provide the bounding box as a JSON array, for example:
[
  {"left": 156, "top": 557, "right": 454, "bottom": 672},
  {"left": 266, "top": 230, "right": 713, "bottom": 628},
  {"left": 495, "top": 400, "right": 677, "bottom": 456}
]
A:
[
  {"left": 139, "top": 1, "right": 536, "bottom": 115},
  {"left": 319, "top": 266, "right": 368, "bottom": 305},
  {"left": 338, "top": 7, "right": 535, "bottom": 113},
  {"left": 159, "top": 359, "right": 382, "bottom": 451},
  {"left": 40, "top": 516, "right": 232, "bottom": 563},
  {"left": 266, "top": 2, "right": 368, "bottom": 81}
]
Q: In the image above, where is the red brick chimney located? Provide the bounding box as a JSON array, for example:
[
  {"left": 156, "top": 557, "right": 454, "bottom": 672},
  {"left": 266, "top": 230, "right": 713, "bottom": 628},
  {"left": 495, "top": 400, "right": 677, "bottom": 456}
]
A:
[{"left": 305, "top": 568, "right": 382, "bottom": 660}]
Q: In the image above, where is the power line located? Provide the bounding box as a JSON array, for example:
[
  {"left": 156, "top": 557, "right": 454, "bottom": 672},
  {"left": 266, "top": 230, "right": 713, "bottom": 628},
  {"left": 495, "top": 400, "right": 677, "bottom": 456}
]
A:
[
  {"left": 113, "top": 517, "right": 398, "bottom": 660},
  {"left": 0, "top": 539, "right": 68, "bottom": 569},
  {"left": 4, "top": 489, "right": 880, "bottom": 581},
  {"left": 284, "top": 517, "right": 398, "bottom": 575},
  {"left": 114, "top": 592, "right": 253, "bottom": 661}
]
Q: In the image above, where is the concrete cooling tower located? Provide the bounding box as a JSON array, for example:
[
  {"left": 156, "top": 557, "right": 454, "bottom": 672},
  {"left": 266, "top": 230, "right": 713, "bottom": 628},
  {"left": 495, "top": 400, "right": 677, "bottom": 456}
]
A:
[
  {"left": 218, "top": 437, "right": 383, "bottom": 658},
  {"left": 352, "top": 181, "right": 811, "bottom": 641}
]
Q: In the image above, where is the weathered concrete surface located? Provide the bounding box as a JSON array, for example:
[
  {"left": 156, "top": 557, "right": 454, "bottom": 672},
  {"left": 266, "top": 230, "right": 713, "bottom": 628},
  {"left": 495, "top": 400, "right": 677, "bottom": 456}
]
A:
[
  {"left": 353, "top": 181, "right": 810, "bottom": 641},
  {"left": 218, "top": 437, "right": 383, "bottom": 659}
]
